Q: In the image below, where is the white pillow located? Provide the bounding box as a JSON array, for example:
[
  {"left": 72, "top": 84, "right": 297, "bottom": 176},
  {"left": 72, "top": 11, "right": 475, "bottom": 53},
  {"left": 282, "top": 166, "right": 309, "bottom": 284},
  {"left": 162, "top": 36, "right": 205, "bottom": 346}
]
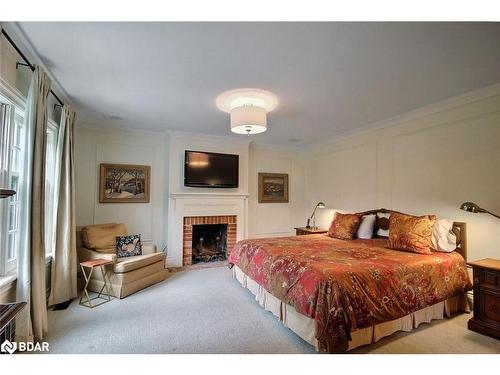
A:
[
  {"left": 376, "top": 213, "right": 391, "bottom": 237},
  {"left": 431, "top": 218, "right": 457, "bottom": 252},
  {"left": 357, "top": 214, "right": 376, "bottom": 239}
]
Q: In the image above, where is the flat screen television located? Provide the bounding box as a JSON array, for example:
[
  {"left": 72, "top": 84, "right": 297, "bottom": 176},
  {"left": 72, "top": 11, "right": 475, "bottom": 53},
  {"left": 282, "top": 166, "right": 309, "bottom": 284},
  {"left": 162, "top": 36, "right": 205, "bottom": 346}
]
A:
[{"left": 184, "top": 150, "right": 239, "bottom": 188}]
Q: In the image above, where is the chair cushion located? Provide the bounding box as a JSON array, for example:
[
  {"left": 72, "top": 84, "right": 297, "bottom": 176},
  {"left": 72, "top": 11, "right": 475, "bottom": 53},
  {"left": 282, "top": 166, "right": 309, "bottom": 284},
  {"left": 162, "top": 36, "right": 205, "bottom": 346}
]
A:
[
  {"left": 82, "top": 223, "right": 128, "bottom": 253},
  {"left": 113, "top": 252, "right": 164, "bottom": 273}
]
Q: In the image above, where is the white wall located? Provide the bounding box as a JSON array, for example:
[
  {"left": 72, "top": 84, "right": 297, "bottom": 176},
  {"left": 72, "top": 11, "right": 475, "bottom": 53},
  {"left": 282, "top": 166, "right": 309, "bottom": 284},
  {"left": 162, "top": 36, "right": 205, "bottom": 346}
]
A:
[
  {"left": 163, "top": 133, "right": 305, "bottom": 265},
  {"left": 75, "top": 125, "right": 167, "bottom": 248},
  {"left": 0, "top": 37, "right": 31, "bottom": 97},
  {"left": 304, "top": 83, "right": 500, "bottom": 260},
  {"left": 167, "top": 131, "right": 250, "bottom": 195},
  {"left": 74, "top": 83, "right": 499, "bottom": 263},
  {"left": 74, "top": 127, "right": 306, "bottom": 264},
  {"left": 248, "top": 144, "right": 305, "bottom": 238},
  {"left": 166, "top": 131, "right": 250, "bottom": 265}
]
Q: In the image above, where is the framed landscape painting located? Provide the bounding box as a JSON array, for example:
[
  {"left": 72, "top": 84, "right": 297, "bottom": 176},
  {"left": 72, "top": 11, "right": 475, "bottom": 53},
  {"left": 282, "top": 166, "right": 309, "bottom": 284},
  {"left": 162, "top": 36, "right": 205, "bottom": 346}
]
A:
[
  {"left": 99, "top": 163, "right": 151, "bottom": 203},
  {"left": 258, "top": 173, "right": 289, "bottom": 203}
]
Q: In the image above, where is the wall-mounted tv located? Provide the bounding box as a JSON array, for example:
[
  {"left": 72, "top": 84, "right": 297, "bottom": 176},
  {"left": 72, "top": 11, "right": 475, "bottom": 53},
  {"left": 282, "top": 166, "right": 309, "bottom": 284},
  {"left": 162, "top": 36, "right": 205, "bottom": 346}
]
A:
[{"left": 184, "top": 150, "right": 239, "bottom": 188}]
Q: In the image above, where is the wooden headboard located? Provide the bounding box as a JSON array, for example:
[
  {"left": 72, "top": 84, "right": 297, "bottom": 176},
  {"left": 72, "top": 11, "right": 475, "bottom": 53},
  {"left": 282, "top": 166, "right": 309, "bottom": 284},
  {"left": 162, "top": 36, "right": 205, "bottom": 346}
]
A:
[{"left": 356, "top": 208, "right": 467, "bottom": 261}]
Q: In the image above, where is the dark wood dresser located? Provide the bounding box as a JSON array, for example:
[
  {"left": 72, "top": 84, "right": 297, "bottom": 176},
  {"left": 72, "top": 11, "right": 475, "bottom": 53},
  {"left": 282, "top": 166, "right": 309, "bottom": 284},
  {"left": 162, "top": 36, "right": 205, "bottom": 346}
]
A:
[
  {"left": 467, "top": 258, "right": 500, "bottom": 339},
  {"left": 294, "top": 227, "right": 328, "bottom": 236}
]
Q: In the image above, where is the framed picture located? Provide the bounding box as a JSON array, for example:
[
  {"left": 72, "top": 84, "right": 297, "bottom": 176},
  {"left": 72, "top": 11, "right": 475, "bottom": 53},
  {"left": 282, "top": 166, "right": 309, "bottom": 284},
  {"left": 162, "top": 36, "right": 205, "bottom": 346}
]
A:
[
  {"left": 99, "top": 163, "right": 151, "bottom": 203},
  {"left": 258, "top": 173, "right": 289, "bottom": 203}
]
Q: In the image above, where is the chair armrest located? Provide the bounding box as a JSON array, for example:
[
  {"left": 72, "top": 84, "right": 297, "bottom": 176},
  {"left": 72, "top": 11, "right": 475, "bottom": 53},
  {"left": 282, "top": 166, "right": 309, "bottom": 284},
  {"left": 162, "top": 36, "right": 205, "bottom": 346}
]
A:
[
  {"left": 77, "top": 247, "right": 117, "bottom": 263},
  {"left": 142, "top": 244, "right": 157, "bottom": 255}
]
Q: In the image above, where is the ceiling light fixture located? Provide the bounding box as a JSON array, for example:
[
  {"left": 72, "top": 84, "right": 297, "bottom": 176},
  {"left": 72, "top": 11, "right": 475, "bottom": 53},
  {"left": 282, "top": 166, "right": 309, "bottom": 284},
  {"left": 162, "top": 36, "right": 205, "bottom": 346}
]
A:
[
  {"left": 216, "top": 88, "right": 278, "bottom": 136},
  {"left": 230, "top": 105, "right": 267, "bottom": 135}
]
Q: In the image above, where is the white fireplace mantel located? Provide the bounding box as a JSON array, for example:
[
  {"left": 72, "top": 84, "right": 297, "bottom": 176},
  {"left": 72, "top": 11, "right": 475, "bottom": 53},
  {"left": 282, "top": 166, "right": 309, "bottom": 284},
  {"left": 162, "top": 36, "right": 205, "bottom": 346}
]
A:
[
  {"left": 167, "top": 193, "right": 248, "bottom": 267},
  {"left": 170, "top": 192, "right": 250, "bottom": 198}
]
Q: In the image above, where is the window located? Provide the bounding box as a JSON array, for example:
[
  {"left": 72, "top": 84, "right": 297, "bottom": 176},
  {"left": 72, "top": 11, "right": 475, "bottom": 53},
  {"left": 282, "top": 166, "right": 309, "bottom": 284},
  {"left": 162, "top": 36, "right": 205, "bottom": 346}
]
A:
[
  {"left": 45, "top": 122, "right": 58, "bottom": 257},
  {"left": 7, "top": 115, "right": 23, "bottom": 263},
  {"left": 1, "top": 82, "right": 60, "bottom": 276},
  {"left": 0, "top": 96, "right": 25, "bottom": 276}
]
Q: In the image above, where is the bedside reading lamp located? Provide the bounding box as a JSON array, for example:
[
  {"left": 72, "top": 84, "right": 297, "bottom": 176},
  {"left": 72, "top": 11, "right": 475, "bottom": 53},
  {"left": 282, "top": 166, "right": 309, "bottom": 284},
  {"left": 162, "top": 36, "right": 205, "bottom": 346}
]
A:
[
  {"left": 460, "top": 201, "right": 500, "bottom": 220},
  {"left": 306, "top": 202, "right": 326, "bottom": 229}
]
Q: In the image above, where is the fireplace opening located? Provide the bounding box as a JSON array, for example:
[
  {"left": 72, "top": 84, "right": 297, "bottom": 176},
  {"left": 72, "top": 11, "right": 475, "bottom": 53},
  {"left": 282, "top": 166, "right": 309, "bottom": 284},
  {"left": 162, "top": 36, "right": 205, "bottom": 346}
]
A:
[{"left": 192, "top": 224, "right": 228, "bottom": 264}]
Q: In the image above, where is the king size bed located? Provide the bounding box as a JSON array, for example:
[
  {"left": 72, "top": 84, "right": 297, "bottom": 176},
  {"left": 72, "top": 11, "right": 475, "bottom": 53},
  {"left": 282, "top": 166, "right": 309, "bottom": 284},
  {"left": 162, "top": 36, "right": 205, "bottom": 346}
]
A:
[{"left": 228, "top": 209, "right": 472, "bottom": 353}]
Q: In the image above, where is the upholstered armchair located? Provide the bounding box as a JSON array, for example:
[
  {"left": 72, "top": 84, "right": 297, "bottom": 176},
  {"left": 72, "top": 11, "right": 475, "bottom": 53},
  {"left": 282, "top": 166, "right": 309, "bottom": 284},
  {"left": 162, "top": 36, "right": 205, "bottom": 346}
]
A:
[{"left": 76, "top": 223, "right": 167, "bottom": 298}]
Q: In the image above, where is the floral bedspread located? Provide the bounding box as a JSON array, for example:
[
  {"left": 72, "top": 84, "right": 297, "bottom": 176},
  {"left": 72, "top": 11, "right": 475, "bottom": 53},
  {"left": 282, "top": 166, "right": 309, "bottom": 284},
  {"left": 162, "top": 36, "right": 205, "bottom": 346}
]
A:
[{"left": 228, "top": 234, "right": 471, "bottom": 352}]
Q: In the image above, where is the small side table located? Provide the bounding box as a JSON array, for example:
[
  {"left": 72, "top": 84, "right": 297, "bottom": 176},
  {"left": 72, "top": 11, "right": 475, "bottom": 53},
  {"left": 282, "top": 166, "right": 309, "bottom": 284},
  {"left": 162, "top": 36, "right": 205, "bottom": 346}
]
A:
[
  {"left": 294, "top": 227, "right": 328, "bottom": 236},
  {"left": 467, "top": 258, "right": 500, "bottom": 339},
  {"left": 79, "top": 259, "right": 113, "bottom": 308}
]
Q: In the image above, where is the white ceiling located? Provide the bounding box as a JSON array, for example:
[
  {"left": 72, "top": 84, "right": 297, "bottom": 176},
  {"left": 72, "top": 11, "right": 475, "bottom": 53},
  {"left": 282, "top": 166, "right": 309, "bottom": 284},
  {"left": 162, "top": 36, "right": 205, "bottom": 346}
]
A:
[{"left": 16, "top": 22, "right": 500, "bottom": 146}]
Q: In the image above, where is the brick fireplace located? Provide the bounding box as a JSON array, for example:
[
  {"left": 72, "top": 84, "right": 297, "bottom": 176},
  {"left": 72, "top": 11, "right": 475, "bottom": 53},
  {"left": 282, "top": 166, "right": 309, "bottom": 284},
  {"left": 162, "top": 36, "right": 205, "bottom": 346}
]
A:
[{"left": 183, "top": 215, "right": 237, "bottom": 266}]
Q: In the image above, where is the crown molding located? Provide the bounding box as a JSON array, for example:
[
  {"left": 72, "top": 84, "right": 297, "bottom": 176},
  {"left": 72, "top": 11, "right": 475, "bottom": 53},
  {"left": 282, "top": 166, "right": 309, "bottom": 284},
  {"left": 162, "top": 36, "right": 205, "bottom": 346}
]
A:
[
  {"left": 170, "top": 192, "right": 249, "bottom": 198},
  {"left": 75, "top": 123, "right": 168, "bottom": 140}
]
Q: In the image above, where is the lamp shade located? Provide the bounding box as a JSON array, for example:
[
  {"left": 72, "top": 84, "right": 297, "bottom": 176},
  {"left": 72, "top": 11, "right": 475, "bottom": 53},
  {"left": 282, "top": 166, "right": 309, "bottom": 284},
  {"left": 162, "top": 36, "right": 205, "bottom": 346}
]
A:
[
  {"left": 459, "top": 201, "right": 500, "bottom": 219},
  {"left": 230, "top": 105, "right": 267, "bottom": 135},
  {"left": 317, "top": 202, "right": 326, "bottom": 209},
  {"left": 460, "top": 201, "right": 482, "bottom": 213}
]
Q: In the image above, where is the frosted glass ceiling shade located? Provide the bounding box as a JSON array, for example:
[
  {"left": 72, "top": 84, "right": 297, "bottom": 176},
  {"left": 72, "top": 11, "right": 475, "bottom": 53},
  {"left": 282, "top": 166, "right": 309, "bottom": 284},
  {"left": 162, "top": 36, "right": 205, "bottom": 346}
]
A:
[
  {"left": 216, "top": 88, "right": 278, "bottom": 113},
  {"left": 230, "top": 105, "right": 267, "bottom": 135}
]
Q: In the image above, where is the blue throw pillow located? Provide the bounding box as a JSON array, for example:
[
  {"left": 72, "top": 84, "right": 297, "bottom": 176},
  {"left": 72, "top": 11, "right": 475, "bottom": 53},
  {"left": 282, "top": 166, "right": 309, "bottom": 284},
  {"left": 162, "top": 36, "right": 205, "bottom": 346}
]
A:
[{"left": 116, "top": 234, "right": 142, "bottom": 257}]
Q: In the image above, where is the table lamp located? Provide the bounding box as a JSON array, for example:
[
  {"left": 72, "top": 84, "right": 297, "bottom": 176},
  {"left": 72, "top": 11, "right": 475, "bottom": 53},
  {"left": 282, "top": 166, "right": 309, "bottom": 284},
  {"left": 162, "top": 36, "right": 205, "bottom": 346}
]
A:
[{"left": 306, "top": 202, "right": 326, "bottom": 229}]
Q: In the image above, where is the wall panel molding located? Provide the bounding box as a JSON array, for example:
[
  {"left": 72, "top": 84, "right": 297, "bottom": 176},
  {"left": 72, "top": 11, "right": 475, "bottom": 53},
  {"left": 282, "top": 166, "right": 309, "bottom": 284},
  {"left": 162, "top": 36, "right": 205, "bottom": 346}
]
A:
[
  {"left": 304, "top": 87, "right": 500, "bottom": 261},
  {"left": 75, "top": 126, "right": 165, "bottom": 249}
]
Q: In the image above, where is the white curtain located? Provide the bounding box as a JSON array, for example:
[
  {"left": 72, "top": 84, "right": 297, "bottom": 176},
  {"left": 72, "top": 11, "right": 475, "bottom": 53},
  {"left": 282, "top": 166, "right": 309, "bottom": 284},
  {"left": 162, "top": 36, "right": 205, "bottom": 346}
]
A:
[
  {"left": 0, "top": 24, "right": 5, "bottom": 190},
  {"left": 48, "top": 105, "right": 77, "bottom": 306},
  {"left": 16, "top": 66, "right": 51, "bottom": 342}
]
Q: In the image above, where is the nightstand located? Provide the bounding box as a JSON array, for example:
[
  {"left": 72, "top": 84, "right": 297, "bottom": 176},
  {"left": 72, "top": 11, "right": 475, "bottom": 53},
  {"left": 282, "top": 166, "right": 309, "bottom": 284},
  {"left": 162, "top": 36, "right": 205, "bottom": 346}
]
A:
[
  {"left": 294, "top": 227, "right": 328, "bottom": 236},
  {"left": 467, "top": 258, "right": 500, "bottom": 339}
]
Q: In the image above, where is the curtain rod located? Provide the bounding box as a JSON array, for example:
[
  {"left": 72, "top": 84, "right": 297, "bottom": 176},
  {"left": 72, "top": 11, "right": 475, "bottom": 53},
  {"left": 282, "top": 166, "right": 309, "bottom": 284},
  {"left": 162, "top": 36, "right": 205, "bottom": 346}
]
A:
[{"left": 1, "top": 28, "right": 64, "bottom": 107}]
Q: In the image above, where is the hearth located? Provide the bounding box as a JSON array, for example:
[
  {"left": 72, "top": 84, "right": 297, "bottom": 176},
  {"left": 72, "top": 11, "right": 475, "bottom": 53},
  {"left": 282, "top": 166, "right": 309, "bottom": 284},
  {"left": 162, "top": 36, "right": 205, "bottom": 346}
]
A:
[
  {"left": 183, "top": 215, "right": 237, "bottom": 266},
  {"left": 192, "top": 224, "right": 227, "bottom": 264}
]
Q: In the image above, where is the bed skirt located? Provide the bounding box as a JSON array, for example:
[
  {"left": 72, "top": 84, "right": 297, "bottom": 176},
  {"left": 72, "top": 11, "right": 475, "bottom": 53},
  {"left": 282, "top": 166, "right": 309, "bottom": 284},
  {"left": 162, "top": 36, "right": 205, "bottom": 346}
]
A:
[{"left": 232, "top": 265, "right": 471, "bottom": 352}]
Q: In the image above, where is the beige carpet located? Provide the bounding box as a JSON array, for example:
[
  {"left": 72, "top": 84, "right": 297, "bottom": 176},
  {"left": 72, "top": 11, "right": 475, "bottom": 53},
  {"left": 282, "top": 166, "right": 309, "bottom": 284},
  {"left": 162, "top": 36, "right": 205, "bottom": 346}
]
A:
[
  {"left": 352, "top": 312, "right": 500, "bottom": 354},
  {"left": 47, "top": 267, "right": 500, "bottom": 354}
]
